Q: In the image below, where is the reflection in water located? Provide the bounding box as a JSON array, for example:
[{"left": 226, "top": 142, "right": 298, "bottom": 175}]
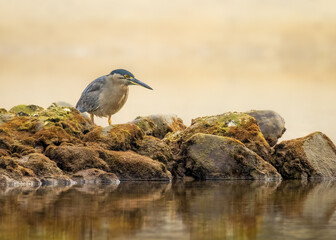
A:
[{"left": 0, "top": 181, "right": 335, "bottom": 240}]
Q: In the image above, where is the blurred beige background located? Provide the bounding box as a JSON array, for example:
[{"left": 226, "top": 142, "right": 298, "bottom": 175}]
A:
[{"left": 0, "top": 0, "right": 335, "bottom": 142}]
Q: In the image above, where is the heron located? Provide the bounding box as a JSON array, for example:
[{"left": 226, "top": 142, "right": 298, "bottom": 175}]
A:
[{"left": 76, "top": 69, "right": 153, "bottom": 125}]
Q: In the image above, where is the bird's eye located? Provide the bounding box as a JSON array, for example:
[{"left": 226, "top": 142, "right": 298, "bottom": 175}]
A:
[{"left": 124, "top": 74, "right": 129, "bottom": 78}]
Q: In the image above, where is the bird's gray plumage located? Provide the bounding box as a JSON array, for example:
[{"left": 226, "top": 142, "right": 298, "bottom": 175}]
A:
[
  {"left": 76, "top": 76, "right": 106, "bottom": 113},
  {"left": 76, "top": 69, "right": 152, "bottom": 125}
]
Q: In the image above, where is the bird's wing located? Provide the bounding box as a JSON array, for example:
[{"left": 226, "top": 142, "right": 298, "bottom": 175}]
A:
[{"left": 76, "top": 76, "right": 106, "bottom": 113}]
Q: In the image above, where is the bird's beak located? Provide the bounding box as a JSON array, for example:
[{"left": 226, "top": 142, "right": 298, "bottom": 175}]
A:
[{"left": 129, "top": 78, "right": 153, "bottom": 90}]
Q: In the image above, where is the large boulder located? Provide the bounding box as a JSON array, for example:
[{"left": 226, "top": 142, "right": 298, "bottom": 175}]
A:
[
  {"left": 131, "top": 114, "right": 186, "bottom": 139},
  {"left": 83, "top": 124, "right": 144, "bottom": 151},
  {"left": 182, "top": 112, "right": 271, "bottom": 161},
  {"left": 45, "top": 145, "right": 171, "bottom": 181},
  {"left": 271, "top": 132, "right": 336, "bottom": 179},
  {"left": 16, "top": 153, "right": 72, "bottom": 185},
  {"left": 17, "top": 153, "right": 63, "bottom": 176},
  {"left": 97, "top": 150, "right": 172, "bottom": 181},
  {"left": 45, "top": 145, "right": 110, "bottom": 173},
  {"left": 0, "top": 104, "right": 92, "bottom": 156},
  {"left": 135, "top": 136, "right": 173, "bottom": 167},
  {"left": 9, "top": 104, "right": 44, "bottom": 116},
  {"left": 182, "top": 133, "right": 281, "bottom": 180},
  {"left": 246, "top": 110, "right": 286, "bottom": 147}
]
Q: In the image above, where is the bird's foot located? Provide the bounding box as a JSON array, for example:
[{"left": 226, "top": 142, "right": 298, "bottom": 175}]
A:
[{"left": 90, "top": 114, "right": 95, "bottom": 125}]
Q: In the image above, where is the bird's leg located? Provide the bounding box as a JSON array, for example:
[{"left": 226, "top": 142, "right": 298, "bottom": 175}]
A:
[
  {"left": 90, "top": 113, "right": 95, "bottom": 124},
  {"left": 108, "top": 115, "right": 112, "bottom": 126}
]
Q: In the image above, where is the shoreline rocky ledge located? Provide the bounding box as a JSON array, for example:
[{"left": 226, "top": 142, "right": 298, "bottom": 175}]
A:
[{"left": 1, "top": 104, "right": 336, "bottom": 187}]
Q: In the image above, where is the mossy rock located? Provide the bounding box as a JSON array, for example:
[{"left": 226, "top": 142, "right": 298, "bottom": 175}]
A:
[
  {"left": 17, "top": 153, "right": 64, "bottom": 177},
  {"left": 0, "top": 108, "right": 7, "bottom": 114},
  {"left": 0, "top": 156, "right": 37, "bottom": 180},
  {"left": 135, "top": 135, "right": 174, "bottom": 168},
  {"left": 182, "top": 112, "right": 271, "bottom": 161},
  {"left": 9, "top": 105, "right": 44, "bottom": 116},
  {"left": 0, "top": 104, "right": 92, "bottom": 157},
  {"left": 131, "top": 114, "right": 186, "bottom": 139},
  {"left": 83, "top": 124, "right": 145, "bottom": 151},
  {"left": 97, "top": 150, "right": 172, "bottom": 181},
  {"left": 182, "top": 133, "right": 281, "bottom": 180},
  {"left": 45, "top": 145, "right": 110, "bottom": 173}
]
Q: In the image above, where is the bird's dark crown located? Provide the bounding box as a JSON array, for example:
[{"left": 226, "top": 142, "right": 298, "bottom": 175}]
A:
[{"left": 110, "top": 69, "right": 135, "bottom": 78}]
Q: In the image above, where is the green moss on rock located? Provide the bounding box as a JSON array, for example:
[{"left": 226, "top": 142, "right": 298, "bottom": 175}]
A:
[
  {"left": 182, "top": 112, "right": 271, "bottom": 161},
  {"left": 9, "top": 104, "right": 44, "bottom": 116}
]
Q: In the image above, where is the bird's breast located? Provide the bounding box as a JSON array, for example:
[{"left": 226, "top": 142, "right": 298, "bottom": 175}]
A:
[{"left": 97, "top": 83, "right": 129, "bottom": 116}]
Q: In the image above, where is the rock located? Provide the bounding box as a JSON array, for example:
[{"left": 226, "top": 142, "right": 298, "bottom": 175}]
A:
[
  {"left": 45, "top": 146, "right": 110, "bottom": 172},
  {"left": 182, "top": 112, "right": 271, "bottom": 161},
  {"left": 0, "top": 156, "right": 41, "bottom": 186},
  {"left": 9, "top": 104, "right": 44, "bottom": 116},
  {"left": 72, "top": 168, "right": 120, "bottom": 185},
  {"left": 45, "top": 145, "right": 171, "bottom": 181},
  {"left": 83, "top": 124, "right": 144, "bottom": 151},
  {"left": 33, "top": 126, "right": 76, "bottom": 147},
  {"left": 17, "top": 153, "right": 63, "bottom": 177},
  {"left": 246, "top": 110, "right": 286, "bottom": 147},
  {"left": 135, "top": 136, "right": 173, "bottom": 167},
  {"left": 0, "top": 157, "right": 36, "bottom": 179},
  {"left": 0, "top": 104, "right": 92, "bottom": 154},
  {"left": 182, "top": 133, "right": 281, "bottom": 180},
  {"left": 1, "top": 154, "right": 72, "bottom": 186},
  {"left": 0, "top": 134, "right": 14, "bottom": 152},
  {"left": 5, "top": 104, "right": 89, "bottom": 137},
  {"left": 163, "top": 131, "right": 184, "bottom": 156},
  {"left": 131, "top": 114, "right": 186, "bottom": 139},
  {"left": 97, "top": 150, "right": 172, "bottom": 181},
  {"left": 0, "top": 149, "right": 10, "bottom": 157},
  {"left": 38, "top": 104, "right": 92, "bottom": 136},
  {"left": 11, "top": 144, "right": 36, "bottom": 158},
  {"left": 271, "top": 132, "right": 336, "bottom": 179},
  {"left": 54, "top": 101, "right": 74, "bottom": 108},
  {"left": 0, "top": 108, "right": 15, "bottom": 125}
]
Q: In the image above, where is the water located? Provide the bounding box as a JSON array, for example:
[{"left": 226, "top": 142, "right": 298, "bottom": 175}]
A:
[{"left": 0, "top": 181, "right": 335, "bottom": 240}]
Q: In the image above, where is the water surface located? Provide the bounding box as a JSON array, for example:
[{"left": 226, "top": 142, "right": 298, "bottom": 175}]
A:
[{"left": 0, "top": 181, "right": 336, "bottom": 240}]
